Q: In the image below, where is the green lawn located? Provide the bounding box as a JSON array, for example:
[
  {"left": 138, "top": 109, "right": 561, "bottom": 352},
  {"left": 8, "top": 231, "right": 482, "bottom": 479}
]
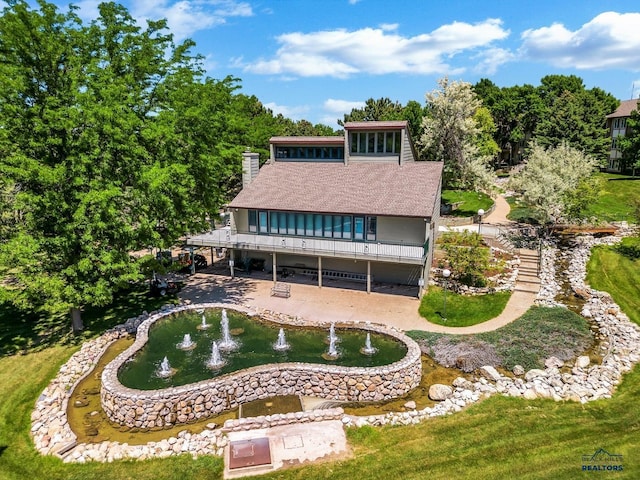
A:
[
  {"left": 0, "top": 283, "right": 177, "bottom": 357},
  {"left": 1, "top": 342, "right": 638, "bottom": 479},
  {"left": 583, "top": 173, "right": 640, "bottom": 222},
  {"left": 586, "top": 239, "right": 640, "bottom": 326},
  {"left": 419, "top": 288, "right": 510, "bottom": 327},
  {"left": 441, "top": 190, "right": 494, "bottom": 217}
]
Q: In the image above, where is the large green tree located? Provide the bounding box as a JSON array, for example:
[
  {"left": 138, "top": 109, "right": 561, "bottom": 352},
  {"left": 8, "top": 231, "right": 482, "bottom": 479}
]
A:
[
  {"left": 618, "top": 107, "right": 640, "bottom": 175},
  {"left": 0, "top": 1, "right": 234, "bottom": 331}
]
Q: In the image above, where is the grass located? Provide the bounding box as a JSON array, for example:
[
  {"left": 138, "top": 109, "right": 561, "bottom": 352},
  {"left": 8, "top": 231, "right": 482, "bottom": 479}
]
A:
[
  {"left": 505, "top": 195, "right": 542, "bottom": 224},
  {"left": 441, "top": 190, "right": 494, "bottom": 217},
  {"left": 418, "top": 288, "right": 510, "bottom": 327},
  {"left": 2, "top": 342, "right": 638, "bottom": 479},
  {"left": 0, "top": 266, "right": 637, "bottom": 479},
  {"left": 586, "top": 239, "right": 640, "bottom": 326},
  {"left": 584, "top": 173, "right": 640, "bottom": 222},
  {"left": 410, "top": 306, "right": 593, "bottom": 371},
  {"left": 0, "top": 283, "right": 177, "bottom": 357}
]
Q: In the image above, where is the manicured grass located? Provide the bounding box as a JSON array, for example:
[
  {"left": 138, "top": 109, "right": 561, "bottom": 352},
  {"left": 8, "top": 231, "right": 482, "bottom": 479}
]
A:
[
  {"left": 584, "top": 173, "right": 640, "bottom": 222},
  {"left": 0, "top": 283, "right": 177, "bottom": 357},
  {"left": 2, "top": 343, "right": 638, "bottom": 479},
  {"left": 418, "top": 288, "right": 510, "bottom": 327},
  {"left": 441, "top": 190, "right": 494, "bottom": 217},
  {"left": 410, "top": 306, "right": 593, "bottom": 370},
  {"left": 586, "top": 239, "right": 640, "bottom": 326}
]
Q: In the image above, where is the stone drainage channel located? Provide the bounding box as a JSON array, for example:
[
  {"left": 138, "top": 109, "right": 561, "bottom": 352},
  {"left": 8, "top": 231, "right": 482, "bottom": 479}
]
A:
[{"left": 31, "top": 234, "right": 640, "bottom": 463}]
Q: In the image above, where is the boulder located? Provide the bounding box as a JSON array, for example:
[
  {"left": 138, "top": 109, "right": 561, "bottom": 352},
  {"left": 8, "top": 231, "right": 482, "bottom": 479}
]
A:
[
  {"left": 544, "top": 357, "right": 564, "bottom": 369},
  {"left": 575, "top": 356, "right": 590, "bottom": 369},
  {"left": 524, "top": 369, "right": 547, "bottom": 381},
  {"left": 428, "top": 384, "right": 453, "bottom": 401},
  {"left": 478, "top": 365, "right": 502, "bottom": 382},
  {"left": 404, "top": 401, "right": 416, "bottom": 410},
  {"left": 512, "top": 365, "right": 525, "bottom": 376}
]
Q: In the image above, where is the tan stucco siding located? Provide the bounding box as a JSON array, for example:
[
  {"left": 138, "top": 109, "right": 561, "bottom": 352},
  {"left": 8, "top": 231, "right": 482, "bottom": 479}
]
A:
[
  {"left": 233, "top": 209, "right": 248, "bottom": 232},
  {"left": 376, "top": 216, "right": 426, "bottom": 245}
]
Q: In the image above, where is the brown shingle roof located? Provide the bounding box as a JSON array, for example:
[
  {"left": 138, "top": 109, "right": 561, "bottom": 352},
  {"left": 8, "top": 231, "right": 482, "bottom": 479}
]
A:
[
  {"left": 270, "top": 136, "right": 344, "bottom": 145},
  {"left": 606, "top": 99, "right": 639, "bottom": 118},
  {"left": 229, "top": 161, "right": 443, "bottom": 218},
  {"left": 344, "top": 120, "right": 408, "bottom": 130}
]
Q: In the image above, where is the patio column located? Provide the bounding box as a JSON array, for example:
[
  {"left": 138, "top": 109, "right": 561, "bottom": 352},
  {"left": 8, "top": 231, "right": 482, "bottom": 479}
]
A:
[
  {"left": 229, "top": 249, "right": 235, "bottom": 278},
  {"left": 318, "top": 256, "right": 322, "bottom": 288},
  {"left": 366, "top": 260, "right": 371, "bottom": 294},
  {"left": 272, "top": 252, "right": 277, "bottom": 283}
]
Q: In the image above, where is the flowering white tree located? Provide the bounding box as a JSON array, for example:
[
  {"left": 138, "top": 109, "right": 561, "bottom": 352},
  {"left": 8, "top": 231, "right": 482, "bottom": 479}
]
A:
[
  {"left": 509, "top": 142, "right": 601, "bottom": 224},
  {"left": 419, "top": 77, "right": 496, "bottom": 191}
]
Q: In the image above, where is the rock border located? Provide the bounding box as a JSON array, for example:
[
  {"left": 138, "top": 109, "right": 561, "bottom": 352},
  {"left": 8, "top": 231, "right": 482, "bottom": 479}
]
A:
[
  {"left": 31, "top": 234, "right": 640, "bottom": 462},
  {"left": 100, "top": 303, "right": 422, "bottom": 429}
]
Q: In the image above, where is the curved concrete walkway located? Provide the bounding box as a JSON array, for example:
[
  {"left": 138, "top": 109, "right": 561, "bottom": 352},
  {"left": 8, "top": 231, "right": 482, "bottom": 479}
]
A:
[{"left": 483, "top": 194, "right": 513, "bottom": 225}]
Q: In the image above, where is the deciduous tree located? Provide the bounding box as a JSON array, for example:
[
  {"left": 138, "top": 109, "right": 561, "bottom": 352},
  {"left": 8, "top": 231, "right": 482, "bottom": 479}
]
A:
[
  {"left": 419, "top": 77, "right": 495, "bottom": 191},
  {"left": 508, "top": 142, "right": 601, "bottom": 224}
]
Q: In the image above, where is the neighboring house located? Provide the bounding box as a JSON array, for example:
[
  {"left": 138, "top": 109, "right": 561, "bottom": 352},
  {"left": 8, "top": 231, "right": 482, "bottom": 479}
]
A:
[
  {"left": 606, "top": 98, "right": 639, "bottom": 172},
  {"left": 186, "top": 121, "right": 443, "bottom": 295}
]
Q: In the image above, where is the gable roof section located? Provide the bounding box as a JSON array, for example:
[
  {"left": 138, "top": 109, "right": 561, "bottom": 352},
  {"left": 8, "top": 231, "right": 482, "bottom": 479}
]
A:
[
  {"left": 229, "top": 161, "right": 443, "bottom": 218},
  {"left": 606, "top": 99, "right": 639, "bottom": 118}
]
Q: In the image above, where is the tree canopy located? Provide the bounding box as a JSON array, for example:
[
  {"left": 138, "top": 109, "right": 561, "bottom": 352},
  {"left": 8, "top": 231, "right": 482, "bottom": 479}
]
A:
[
  {"left": 419, "top": 77, "right": 495, "bottom": 191},
  {"left": 0, "top": 0, "right": 283, "bottom": 330},
  {"left": 618, "top": 106, "right": 640, "bottom": 175},
  {"left": 508, "top": 142, "right": 601, "bottom": 224}
]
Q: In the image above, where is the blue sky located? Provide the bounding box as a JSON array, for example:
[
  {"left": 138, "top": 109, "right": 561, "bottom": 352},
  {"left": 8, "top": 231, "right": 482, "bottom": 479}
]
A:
[{"left": 15, "top": 1, "right": 640, "bottom": 127}]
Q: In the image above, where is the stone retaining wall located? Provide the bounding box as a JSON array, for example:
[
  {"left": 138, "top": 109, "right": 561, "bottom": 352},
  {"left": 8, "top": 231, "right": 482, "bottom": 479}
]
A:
[{"left": 100, "top": 303, "right": 422, "bottom": 429}]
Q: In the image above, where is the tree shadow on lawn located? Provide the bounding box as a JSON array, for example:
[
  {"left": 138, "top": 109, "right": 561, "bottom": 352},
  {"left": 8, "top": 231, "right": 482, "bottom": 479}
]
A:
[{"left": 0, "top": 283, "right": 176, "bottom": 358}]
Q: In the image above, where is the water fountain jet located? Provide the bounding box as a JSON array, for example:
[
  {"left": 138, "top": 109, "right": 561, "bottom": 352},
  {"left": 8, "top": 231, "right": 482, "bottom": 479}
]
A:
[
  {"left": 218, "top": 309, "right": 239, "bottom": 352},
  {"left": 273, "top": 328, "right": 290, "bottom": 352},
  {"left": 156, "top": 356, "right": 175, "bottom": 377},
  {"left": 177, "top": 333, "right": 196, "bottom": 350},
  {"left": 206, "top": 341, "right": 226, "bottom": 369},
  {"left": 360, "top": 332, "right": 378, "bottom": 355}
]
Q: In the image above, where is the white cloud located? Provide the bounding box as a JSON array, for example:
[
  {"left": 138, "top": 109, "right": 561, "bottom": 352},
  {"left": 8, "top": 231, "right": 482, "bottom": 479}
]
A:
[
  {"left": 633, "top": 80, "right": 640, "bottom": 99},
  {"left": 472, "top": 47, "right": 515, "bottom": 75},
  {"left": 324, "top": 98, "right": 366, "bottom": 113},
  {"left": 520, "top": 11, "right": 640, "bottom": 70},
  {"left": 131, "top": 1, "right": 253, "bottom": 41},
  {"left": 52, "top": 0, "right": 252, "bottom": 41},
  {"left": 263, "top": 102, "right": 310, "bottom": 120},
  {"left": 243, "top": 19, "right": 510, "bottom": 78}
]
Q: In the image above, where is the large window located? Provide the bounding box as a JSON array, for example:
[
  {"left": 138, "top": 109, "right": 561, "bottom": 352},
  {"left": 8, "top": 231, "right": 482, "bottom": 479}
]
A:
[
  {"left": 350, "top": 131, "right": 401, "bottom": 154},
  {"left": 275, "top": 146, "right": 344, "bottom": 160},
  {"left": 247, "top": 210, "right": 374, "bottom": 241}
]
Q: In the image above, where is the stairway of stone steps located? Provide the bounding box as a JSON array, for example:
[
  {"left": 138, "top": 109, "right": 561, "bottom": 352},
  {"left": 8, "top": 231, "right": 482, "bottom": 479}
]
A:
[{"left": 515, "top": 248, "right": 541, "bottom": 294}]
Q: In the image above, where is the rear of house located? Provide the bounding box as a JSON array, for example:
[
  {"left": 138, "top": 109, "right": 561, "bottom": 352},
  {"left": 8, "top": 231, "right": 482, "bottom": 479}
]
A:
[{"left": 187, "top": 121, "right": 443, "bottom": 294}]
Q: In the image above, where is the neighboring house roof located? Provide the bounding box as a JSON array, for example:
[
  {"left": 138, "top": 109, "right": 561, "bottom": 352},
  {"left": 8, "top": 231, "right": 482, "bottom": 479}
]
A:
[
  {"left": 606, "top": 99, "right": 639, "bottom": 119},
  {"left": 344, "top": 120, "right": 408, "bottom": 130},
  {"left": 229, "top": 161, "right": 443, "bottom": 218},
  {"left": 270, "top": 136, "right": 344, "bottom": 145}
]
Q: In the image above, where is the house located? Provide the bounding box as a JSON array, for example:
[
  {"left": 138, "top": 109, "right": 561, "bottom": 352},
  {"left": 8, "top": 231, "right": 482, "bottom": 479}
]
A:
[
  {"left": 606, "top": 98, "right": 639, "bottom": 172},
  {"left": 185, "top": 121, "right": 443, "bottom": 295}
]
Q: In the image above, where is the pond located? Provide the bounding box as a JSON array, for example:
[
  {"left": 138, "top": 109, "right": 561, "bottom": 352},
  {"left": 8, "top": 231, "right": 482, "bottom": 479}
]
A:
[{"left": 118, "top": 308, "right": 408, "bottom": 390}]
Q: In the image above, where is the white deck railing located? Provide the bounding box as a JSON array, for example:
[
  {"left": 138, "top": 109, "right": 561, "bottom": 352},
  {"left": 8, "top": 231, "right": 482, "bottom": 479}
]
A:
[{"left": 186, "top": 228, "right": 425, "bottom": 265}]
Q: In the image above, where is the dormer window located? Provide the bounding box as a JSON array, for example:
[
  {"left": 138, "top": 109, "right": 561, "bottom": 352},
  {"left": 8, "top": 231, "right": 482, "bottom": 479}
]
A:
[{"left": 350, "top": 131, "right": 401, "bottom": 154}]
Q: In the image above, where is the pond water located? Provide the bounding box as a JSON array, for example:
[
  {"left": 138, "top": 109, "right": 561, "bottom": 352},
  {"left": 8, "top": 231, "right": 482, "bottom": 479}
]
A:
[{"left": 118, "top": 308, "right": 408, "bottom": 390}]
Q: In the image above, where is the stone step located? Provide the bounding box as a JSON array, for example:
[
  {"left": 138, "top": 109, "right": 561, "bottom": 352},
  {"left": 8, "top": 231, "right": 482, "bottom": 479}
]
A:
[
  {"left": 518, "top": 274, "right": 541, "bottom": 284},
  {"left": 514, "top": 284, "right": 541, "bottom": 293}
]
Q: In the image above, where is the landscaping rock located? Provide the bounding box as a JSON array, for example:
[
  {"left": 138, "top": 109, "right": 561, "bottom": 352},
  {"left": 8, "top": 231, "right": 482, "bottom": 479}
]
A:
[
  {"left": 428, "top": 384, "right": 453, "bottom": 401},
  {"left": 544, "top": 357, "right": 564, "bottom": 369},
  {"left": 512, "top": 365, "right": 525, "bottom": 376},
  {"left": 575, "top": 356, "right": 590, "bottom": 369},
  {"left": 478, "top": 365, "right": 502, "bottom": 382}
]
